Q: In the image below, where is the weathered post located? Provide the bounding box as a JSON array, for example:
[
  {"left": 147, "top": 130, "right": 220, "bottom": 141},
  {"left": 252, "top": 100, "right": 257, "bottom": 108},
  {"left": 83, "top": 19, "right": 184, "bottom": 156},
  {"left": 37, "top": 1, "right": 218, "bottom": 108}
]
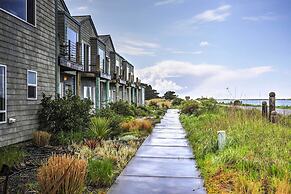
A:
[
  {"left": 262, "top": 101, "right": 268, "bottom": 119},
  {"left": 217, "top": 131, "right": 226, "bottom": 150},
  {"left": 271, "top": 111, "right": 278, "bottom": 123},
  {"left": 269, "top": 92, "right": 276, "bottom": 122}
]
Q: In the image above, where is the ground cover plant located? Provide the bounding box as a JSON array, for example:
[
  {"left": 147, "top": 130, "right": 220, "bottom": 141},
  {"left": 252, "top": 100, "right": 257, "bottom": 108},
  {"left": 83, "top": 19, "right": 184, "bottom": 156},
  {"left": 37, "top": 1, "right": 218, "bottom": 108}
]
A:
[{"left": 180, "top": 105, "right": 291, "bottom": 194}]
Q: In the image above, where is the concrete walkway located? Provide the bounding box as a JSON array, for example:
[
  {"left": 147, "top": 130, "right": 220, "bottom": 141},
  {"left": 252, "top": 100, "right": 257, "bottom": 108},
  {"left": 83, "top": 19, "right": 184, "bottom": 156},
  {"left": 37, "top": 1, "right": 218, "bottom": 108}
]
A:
[{"left": 108, "top": 109, "right": 206, "bottom": 194}]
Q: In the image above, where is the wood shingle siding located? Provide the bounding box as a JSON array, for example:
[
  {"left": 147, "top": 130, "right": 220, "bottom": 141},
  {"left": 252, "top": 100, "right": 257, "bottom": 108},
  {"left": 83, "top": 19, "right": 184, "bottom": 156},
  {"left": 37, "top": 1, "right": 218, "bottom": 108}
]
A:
[{"left": 0, "top": 0, "right": 56, "bottom": 147}]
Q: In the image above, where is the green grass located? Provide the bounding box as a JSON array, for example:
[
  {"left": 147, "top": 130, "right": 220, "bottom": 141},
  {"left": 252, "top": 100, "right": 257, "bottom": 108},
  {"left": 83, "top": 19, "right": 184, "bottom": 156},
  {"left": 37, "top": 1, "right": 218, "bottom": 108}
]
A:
[
  {"left": 0, "top": 146, "right": 26, "bottom": 168},
  {"left": 180, "top": 107, "right": 291, "bottom": 194}
]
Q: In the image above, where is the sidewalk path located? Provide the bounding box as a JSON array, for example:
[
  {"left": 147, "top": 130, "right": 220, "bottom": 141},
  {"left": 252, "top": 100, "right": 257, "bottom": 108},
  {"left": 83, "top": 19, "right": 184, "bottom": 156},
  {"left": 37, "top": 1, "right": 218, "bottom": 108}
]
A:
[{"left": 108, "top": 109, "right": 206, "bottom": 194}]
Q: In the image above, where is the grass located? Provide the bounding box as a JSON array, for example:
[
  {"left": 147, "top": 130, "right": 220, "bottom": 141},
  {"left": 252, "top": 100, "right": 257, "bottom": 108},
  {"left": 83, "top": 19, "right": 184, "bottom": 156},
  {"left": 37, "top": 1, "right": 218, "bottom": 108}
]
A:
[
  {"left": 0, "top": 146, "right": 26, "bottom": 168},
  {"left": 180, "top": 107, "right": 291, "bottom": 194}
]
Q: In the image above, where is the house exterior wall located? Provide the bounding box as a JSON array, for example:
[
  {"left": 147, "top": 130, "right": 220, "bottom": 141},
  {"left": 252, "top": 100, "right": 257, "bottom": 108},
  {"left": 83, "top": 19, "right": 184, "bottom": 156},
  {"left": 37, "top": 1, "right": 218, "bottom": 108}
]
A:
[{"left": 0, "top": 0, "right": 56, "bottom": 147}]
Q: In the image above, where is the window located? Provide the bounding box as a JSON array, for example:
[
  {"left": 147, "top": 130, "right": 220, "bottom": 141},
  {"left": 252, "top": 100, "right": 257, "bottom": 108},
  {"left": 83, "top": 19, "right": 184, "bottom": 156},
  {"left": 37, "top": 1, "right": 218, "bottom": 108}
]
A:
[
  {"left": 27, "top": 70, "right": 37, "bottom": 100},
  {"left": 0, "top": 0, "right": 36, "bottom": 25},
  {"left": 98, "top": 48, "right": 105, "bottom": 73},
  {"left": 82, "top": 41, "right": 91, "bottom": 71},
  {"left": 0, "top": 65, "right": 6, "bottom": 123},
  {"left": 84, "top": 86, "right": 95, "bottom": 106},
  {"left": 67, "top": 28, "right": 78, "bottom": 62}
]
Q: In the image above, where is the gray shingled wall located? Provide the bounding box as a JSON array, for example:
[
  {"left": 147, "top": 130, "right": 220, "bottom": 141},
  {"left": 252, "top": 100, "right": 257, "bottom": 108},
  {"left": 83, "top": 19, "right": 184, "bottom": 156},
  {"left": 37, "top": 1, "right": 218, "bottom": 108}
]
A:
[{"left": 0, "top": 0, "right": 56, "bottom": 147}]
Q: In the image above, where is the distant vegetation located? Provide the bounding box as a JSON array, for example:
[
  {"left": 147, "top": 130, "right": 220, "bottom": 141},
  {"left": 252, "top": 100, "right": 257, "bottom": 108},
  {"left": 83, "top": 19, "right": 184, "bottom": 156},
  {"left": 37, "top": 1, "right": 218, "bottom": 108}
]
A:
[{"left": 180, "top": 99, "right": 290, "bottom": 194}]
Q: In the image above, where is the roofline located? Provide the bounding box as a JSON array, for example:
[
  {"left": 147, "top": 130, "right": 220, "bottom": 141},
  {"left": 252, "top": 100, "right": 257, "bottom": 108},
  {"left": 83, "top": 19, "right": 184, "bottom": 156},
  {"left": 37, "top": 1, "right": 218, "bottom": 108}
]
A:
[
  {"left": 59, "top": 0, "right": 70, "bottom": 14},
  {"left": 72, "top": 15, "right": 98, "bottom": 37},
  {"left": 98, "top": 34, "right": 116, "bottom": 52}
]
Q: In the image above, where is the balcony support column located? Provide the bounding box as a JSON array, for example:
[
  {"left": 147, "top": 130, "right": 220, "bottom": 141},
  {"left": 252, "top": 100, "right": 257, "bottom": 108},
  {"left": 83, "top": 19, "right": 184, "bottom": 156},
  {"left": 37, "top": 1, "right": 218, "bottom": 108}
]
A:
[
  {"left": 128, "top": 86, "right": 132, "bottom": 105},
  {"left": 116, "top": 83, "right": 120, "bottom": 101},
  {"left": 95, "top": 77, "right": 100, "bottom": 109},
  {"left": 76, "top": 72, "right": 81, "bottom": 96},
  {"left": 106, "top": 80, "right": 110, "bottom": 106}
]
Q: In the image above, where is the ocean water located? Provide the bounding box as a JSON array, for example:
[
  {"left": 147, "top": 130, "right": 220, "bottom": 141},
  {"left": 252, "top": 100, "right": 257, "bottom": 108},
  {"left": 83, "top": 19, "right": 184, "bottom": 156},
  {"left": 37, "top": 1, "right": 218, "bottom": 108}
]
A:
[{"left": 217, "top": 99, "right": 291, "bottom": 106}]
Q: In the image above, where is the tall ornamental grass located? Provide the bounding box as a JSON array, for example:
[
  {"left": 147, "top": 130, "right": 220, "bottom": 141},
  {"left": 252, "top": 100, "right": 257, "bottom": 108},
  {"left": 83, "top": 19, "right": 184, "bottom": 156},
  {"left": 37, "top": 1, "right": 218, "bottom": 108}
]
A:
[{"left": 181, "top": 107, "right": 291, "bottom": 194}]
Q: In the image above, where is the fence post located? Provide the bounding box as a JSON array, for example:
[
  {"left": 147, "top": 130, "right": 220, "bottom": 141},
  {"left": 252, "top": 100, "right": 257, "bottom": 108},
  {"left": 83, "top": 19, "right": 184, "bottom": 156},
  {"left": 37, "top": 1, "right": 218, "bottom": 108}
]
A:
[
  {"left": 217, "top": 131, "right": 226, "bottom": 150},
  {"left": 262, "top": 101, "right": 268, "bottom": 119},
  {"left": 271, "top": 111, "right": 278, "bottom": 123},
  {"left": 269, "top": 92, "right": 276, "bottom": 122}
]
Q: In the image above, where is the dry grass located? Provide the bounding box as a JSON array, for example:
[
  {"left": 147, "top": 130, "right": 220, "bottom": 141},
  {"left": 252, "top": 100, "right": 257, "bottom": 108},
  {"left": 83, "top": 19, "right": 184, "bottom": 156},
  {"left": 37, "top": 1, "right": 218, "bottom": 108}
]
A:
[
  {"left": 120, "top": 119, "right": 153, "bottom": 134},
  {"left": 146, "top": 98, "right": 172, "bottom": 109},
  {"left": 37, "top": 154, "right": 87, "bottom": 194},
  {"left": 32, "top": 131, "right": 51, "bottom": 147}
]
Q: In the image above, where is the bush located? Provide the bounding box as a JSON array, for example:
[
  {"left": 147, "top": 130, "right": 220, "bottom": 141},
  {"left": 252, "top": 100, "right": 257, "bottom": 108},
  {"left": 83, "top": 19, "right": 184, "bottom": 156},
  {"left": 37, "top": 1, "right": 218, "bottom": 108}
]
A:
[
  {"left": 95, "top": 108, "right": 125, "bottom": 136},
  {"left": 87, "top": 117, "right": 111, "bottom": 140},
  {"left": 172, "top": 98, "right": 184, "bottom": 106},
  {"left": 37, "top": 154, "right": 87, "bottom": 194},
  {"left": 87, "top": 159, "right": 114, "bottom": 187},
  {"left": 32, "top": 131, "right": 51, "bottom": 147},
  {"left": 54, "top": 130, "right": 87, "bottom": 145},
  {"left": 181, "top": 100, "right": 202, "bottom": 115},
  {"left": 109, "top": 101, "right": 135, "bottom": 116},
  {"left": 0, "top": 146, "right": 25, "bottom": 168},
  {"left": 39, "top": 92, "right": 93, "bottom": 132}
]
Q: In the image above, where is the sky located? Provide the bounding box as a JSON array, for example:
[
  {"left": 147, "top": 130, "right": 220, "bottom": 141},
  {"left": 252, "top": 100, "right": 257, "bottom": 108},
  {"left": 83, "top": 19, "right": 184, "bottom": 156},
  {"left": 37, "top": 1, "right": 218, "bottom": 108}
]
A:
[{"left": 65, "top": 0, "right": 291, "bottom": 99}]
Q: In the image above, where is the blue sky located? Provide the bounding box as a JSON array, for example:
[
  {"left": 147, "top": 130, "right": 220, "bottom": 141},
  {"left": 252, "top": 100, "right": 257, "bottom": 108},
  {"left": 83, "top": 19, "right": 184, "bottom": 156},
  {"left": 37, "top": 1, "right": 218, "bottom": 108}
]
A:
[{"left": 66, "top": 0, "right": 291, "bottom": 99}]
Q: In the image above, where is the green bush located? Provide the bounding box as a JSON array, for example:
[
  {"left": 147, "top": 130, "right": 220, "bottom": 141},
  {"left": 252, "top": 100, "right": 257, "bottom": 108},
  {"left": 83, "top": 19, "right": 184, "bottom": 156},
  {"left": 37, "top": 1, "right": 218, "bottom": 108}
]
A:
[
  {"left": 54, "top": 130, "right": 87, "bottom": 145},
  {"left": 87, "top": 117, "right": 111, "bottom": 140},
  {"left": 95, "top": 108, "right": 124, "bottom": 137},
  {"left": 181, "top": 100, "right": 202, "bottom": 115},
  {"left": 0, "top": 146, "right": 25, "bottom": 168},
  {"left": 134, "top": 106, "right": 152, "bottom": 117},
  {"left": 109, "top": 101, "right": 135, "bottom": 116},
  {"left": 200, "top": 98, "right": 218, "bottom": 113},
  {"left": 172, "top": 97, "right": 184, "bottom": 106},
  {"left": 39, "top": 92, "right": 93, "bottom": 132},
  {"left": 87, "top": 159, "right": 114, "bottom": 187}
]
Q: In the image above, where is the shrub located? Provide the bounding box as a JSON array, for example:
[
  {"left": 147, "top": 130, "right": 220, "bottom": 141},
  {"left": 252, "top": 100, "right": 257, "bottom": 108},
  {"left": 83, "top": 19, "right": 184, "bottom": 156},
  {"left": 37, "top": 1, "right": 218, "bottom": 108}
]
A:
[
  {"left": 84, "top": 139, "right": 98, "bottom": 150},
  {"left": 95, "top": 108, "right": 125, "bottom": 136},
  {"left": 181, "top": 100, "right": 202, "bottom": 115},
  {"left": 95, "top": 141, "right": 138, "bottom": 171},
  {"left": 109, "top": 101, "right": 135, "bottom": 116},
  {"left": 39, "top": 92, "right": 93, "bottom": 133},
  {"left": 87, "top": 159, "right": 114, "bottom": 187},
  {"left": 0, "top": 146, "right": 25, "bottom": 168},
  {"left": 200, "top": 98, "right": 218, "bottom": 113},
  {"left": 37, "top": 154, "right": 87, "bottom": 194},
  {"left": 87, "top": 117, "right": 111, "bottom": 140},
  {"left": 54, "top": 130, "right": 86, "bottom": 145},
  {"left": 172, "top": 98, "right": 184, "bottom": 106},
  {"left": 32, "top": 131, "right": 51, "bottom": 147}
]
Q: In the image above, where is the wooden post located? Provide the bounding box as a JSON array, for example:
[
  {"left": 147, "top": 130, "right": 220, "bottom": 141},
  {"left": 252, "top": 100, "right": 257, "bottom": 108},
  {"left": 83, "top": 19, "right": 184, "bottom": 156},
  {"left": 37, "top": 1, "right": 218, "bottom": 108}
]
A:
[
  {"left": 262, "top": 101, "right": 268, "bottom": 119},
  {"left": 269, "top": 92, "right": 276, "bottom": 122},
  {"left": 217, "top": 131, "right": 226, "bottom": 150},
  {"left": 271, "top": 111, "right": 278, "bottom": 123}
]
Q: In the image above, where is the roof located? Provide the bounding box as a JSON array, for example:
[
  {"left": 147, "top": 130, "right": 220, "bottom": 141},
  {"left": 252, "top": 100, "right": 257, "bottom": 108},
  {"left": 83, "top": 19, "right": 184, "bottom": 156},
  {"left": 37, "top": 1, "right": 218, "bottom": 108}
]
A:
[
  {"left": 98, "top": 35, "right": 116, "bottom": 52},
  {"left": 73, "top": 15, "right": 98, "bottom": 37},
  {"left": 59, "top": 0, "right": 70, "bottom": 14}
]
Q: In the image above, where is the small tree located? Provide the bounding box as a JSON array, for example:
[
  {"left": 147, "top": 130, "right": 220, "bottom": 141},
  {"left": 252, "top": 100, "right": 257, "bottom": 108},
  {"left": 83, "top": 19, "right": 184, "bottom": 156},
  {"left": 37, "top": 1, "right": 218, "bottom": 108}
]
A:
[{"left": 163, "top": 91, "right": 177, "bottom": 100}]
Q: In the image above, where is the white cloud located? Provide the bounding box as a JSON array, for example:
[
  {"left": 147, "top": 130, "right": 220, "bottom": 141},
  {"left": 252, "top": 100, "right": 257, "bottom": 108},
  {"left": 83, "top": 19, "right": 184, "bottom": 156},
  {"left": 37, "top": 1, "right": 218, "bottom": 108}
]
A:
[
  {"left": 242, "top": 14, "right": 277, "bottom": 22},
  {"left": 115, "top": 38, "right": 159, "bottom": 56},
  {"left": 200, "top": 41, "right": 209, "bottom": 47},
  {"left": 190, "top": 5, "right": 231, "bottom": 24},
  {"left": 136, "top": 60, "right": 273, "bottom": 97},
  {"left": 77, "top": 6, "right": 88, "bottom": 11},
  {"left": 155, "top": 0, "right": 184, "bottom": 6},
  {"left": 172, "top": 50, "right": 203, "bottom": 55}
]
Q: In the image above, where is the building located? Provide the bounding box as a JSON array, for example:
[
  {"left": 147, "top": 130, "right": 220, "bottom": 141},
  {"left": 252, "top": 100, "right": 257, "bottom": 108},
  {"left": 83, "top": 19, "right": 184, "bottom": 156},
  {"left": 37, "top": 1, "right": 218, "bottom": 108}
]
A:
[
  {"left": 0, "top": 0, "right": 146, "bottom": 147},
  {"left": 0, "top": 0, "right": 56, "bottom": 147}
]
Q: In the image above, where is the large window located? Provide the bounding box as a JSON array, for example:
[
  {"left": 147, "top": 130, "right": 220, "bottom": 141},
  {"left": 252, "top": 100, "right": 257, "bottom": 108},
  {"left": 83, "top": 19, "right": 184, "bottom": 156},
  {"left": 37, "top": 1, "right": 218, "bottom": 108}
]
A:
[
  {"left": 0, "top": 65, "right": 6, "bottom": 123},
  {"left": 0, "top": 0, "right": 35, "bottom": 25},
  {"left": 67, "top": 27, "right": 78, "bottom": 62},
  {"left": 99, "top": 48, "right": 105, "bottom": 73},
  {"left": 82, "top": 41, "right": 91, "bottom": 71},
  {"left": 27, "top": 70, "right": 37, "bottom": 100}
]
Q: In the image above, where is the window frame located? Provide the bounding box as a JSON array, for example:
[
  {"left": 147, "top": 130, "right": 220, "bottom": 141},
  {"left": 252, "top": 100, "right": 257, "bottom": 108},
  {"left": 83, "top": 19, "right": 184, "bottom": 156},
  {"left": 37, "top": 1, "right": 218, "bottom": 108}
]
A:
[
  {"left": 0, "top": 65, "right": 7, "bottom": 124},
  {"left": 27, "top": 70, "right": 37, "bottom": 100},
  {"left": 0, "top": 0, "right": 36, "bottom": 27}
]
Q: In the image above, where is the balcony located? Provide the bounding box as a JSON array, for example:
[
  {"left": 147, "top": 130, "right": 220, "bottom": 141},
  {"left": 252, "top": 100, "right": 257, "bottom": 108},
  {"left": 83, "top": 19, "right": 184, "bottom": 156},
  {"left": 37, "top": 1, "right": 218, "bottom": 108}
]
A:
[{"left": 59, "top": 39, "right": 84, "bottom": 71}]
